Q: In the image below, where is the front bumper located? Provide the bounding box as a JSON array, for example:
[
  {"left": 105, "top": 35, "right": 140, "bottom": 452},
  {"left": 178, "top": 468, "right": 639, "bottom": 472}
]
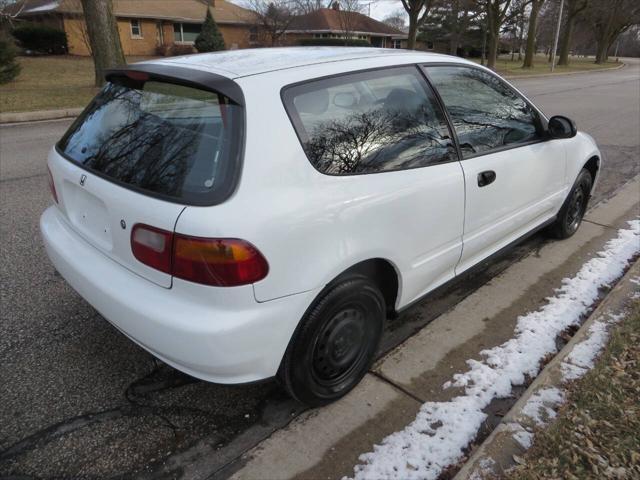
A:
[{"left": 40, "top": 206, "right": 318, "bottom": 384}]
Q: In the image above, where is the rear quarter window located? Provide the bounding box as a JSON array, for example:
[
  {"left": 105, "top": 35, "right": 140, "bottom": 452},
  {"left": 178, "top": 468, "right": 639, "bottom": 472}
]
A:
[
  {"left": 282, "top": 66, "right": 457, "bottom": 175},
  {"left": 58, "top": 78, "right": 243, "bottom": 205}
]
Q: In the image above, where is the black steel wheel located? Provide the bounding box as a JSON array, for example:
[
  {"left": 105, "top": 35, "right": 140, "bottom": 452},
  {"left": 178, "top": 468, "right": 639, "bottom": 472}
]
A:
[
  {"left": 547, "top": 169, "right": 592, "bottom": 239},
  {"left": 277, "top": 275, "right": 385, "bottom": 406}
]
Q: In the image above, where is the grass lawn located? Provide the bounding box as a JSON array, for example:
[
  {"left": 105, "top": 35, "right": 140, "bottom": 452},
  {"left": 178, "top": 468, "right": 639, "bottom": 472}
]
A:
[
  {"left": 506, "top": 300, "right": 640, "bottom": 479},
  {"left": 471, "top": 54, "right": 621, "bottom": 77},
  {"left": 0, "top": 55, "right": 152, "bottom": 114}
]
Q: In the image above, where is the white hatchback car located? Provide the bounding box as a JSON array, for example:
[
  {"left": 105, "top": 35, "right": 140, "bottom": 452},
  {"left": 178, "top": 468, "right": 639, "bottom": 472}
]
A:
[{"left": 41, "top": 48, "right": 601, "bottom": 406}]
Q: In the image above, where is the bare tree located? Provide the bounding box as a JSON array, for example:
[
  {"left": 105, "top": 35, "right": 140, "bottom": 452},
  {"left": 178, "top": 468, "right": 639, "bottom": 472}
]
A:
[
  {"left": 248, "top": 0, "right": 295, "bottom": 46},
  {"left": 382, "top": 11, "right": 407, "bottom": 31},
  {"left": 402, "top": 0, "right": 438, "bottom": 49},
  {"left": 334, "top": 0, "right": 364, "bottom": 42},
  {"left": 290, "top": 0, "right": 331, "bottom": 14},
  {"left": 505, "top": 0, "right": 529, "bottom": 60},
  {"left": 478, "top": 0, "right": 512, "bottom": 69},
  {"left": 80, "top": 0, "right": 126, "bottom": 86},
  {"left": 585, "top": 0, "right": 639, "bottom": 64},
  {"left": 557, "top": 0, "right": 588, "bottom": 65},
  {"left": 66, "top": 16, "right": 93, "bottom": 55},
  {"left": 446, "top": 0, "right": 475, "bottom": 55},
  {"left": 523, "top": 0, "right": 544, "bottom": 68}
]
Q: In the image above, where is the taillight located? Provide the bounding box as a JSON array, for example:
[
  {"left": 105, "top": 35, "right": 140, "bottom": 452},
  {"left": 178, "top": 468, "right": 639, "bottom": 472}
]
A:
[
  {"left": 47, "top": 166, "right": 58, "bottom": 203},
  {"left": 130, "top": 224, "right": 269, "bottom": 287},
  {"left": 173, "top": 235, "right": 269, "bottom": 286},
  {"left": 131, "top": 224, "right": 173, "bottom": 274}
]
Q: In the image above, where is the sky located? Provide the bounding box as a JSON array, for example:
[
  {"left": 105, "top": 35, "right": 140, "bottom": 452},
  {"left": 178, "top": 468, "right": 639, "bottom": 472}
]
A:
[{"left": 362, "top": 0, "right": 407, "bottom": 23}]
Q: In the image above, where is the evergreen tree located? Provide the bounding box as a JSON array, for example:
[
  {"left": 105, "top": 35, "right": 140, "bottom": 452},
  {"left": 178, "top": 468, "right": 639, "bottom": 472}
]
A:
[
  {"left": 195, "top": 8, "right": 226, "bottom": 52},
  {"left": 0, "top": 35, "right": 21, "bottom": 84}
]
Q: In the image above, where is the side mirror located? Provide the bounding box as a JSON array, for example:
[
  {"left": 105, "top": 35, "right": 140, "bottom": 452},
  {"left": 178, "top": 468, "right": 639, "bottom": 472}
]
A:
[{"left": 548, "top": 115, "right": 577, "bottom": 139}]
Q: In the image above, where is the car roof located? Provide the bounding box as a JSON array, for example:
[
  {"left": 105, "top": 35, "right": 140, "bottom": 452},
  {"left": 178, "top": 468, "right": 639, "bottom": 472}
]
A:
[{"left": 140, "top": 47, "right": 471, "bottom": 79}]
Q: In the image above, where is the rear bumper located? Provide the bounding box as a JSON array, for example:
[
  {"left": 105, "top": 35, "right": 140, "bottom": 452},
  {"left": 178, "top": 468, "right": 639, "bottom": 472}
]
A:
[{"left": 40, "top": 206, "right": 318, "bottom": 384}]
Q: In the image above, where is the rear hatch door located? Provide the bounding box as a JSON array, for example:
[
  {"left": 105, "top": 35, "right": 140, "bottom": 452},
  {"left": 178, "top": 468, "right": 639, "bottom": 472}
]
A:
[{"left": 50, "top": 66, "right": 244, "bottom": 288}]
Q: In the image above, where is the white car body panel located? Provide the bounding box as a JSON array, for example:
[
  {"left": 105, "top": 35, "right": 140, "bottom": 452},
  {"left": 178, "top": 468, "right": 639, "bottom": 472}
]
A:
[
  {"left": 41, "top": 48, "right": 602, "bottom": 383},
  {"left": 47, "top": 148, "right": 185, "bottom": 288},
  {"left": 456, "top": 140, "right": 568, "bottom": 274}
]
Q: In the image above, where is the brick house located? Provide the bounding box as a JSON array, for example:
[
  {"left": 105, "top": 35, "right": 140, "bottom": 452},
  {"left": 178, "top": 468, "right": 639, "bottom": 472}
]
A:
[
  {"left": 5, "top": 0, "right": 258, "bottom": 55},
  {"left": 284, "top": 4, "right": 408, "bottom": 48}
]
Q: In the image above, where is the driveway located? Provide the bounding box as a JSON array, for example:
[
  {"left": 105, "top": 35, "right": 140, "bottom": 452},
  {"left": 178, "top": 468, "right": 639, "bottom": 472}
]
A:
[{"left": 1, "top": 59, "right": 638, "bottom": 479}]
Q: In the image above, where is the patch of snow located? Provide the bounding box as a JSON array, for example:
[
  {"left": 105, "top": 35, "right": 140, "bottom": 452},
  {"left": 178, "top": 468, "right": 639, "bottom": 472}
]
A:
[
  {"left": 561, "top": 362, "right": 588, "bottom": 381},
  {"left": 562, "top": 320, "right": 609, "bottom": 377},
  {"left": 520, "top": 387, "right": 564, "bottom": 425},
  {"left": 507, "top": 423, "right": 534, "bottom": 449},
  {"left": 469, "top": 457, "right": 497, "bottom": 480},
  {"left": 629, "top": 276, "right": 640, "bottom": 285},
  {"left": 562, "top": 311, "right": 626, "bottom": 380},
  {"left": 348, "top": 220, "right": 639, "bottom": 480}
]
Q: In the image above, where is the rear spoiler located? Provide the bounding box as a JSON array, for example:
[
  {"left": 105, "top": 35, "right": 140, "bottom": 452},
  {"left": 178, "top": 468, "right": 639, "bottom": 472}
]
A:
[{"left": 105, "top": 63, "right": 245, "bottom": 106}]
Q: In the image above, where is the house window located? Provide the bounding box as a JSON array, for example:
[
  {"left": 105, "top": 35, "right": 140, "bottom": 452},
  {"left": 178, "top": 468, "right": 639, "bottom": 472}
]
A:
[
  {"left": 249, "top": 26, "right": 258, "bottom": 42},
  {"left": 130, "top": 19, "right": 142, "bottom": 38},
  {"left": 173, "top": 23, "right": 202, "bottom": 43}
]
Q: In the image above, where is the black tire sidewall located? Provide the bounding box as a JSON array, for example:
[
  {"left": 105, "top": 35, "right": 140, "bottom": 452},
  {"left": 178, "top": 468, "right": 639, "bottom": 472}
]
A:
[
  {"left": 281, "top": 276, "right": 385, "bottom": 406},
  {"left": 552, "top": 169, "right": 592, "bottom": 239}
]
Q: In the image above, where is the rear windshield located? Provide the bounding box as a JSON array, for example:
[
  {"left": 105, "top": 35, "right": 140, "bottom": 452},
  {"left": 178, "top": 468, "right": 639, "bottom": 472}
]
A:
[{"left": 58, "top": 78, "right": 243, "bottom": 205}]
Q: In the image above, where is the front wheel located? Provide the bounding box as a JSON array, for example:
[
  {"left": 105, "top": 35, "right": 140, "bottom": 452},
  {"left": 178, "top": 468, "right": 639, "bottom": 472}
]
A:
[
  {"left": 277, "top": 276, "right": 385, "bottom": 407},
  {"left": 547, "top": 169, "right": 592, "bottom": 239}
]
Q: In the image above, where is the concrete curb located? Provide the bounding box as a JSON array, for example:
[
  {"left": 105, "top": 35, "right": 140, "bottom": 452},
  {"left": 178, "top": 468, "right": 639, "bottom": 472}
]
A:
[
  {"left": 454, "top": 258, "right": 640, "bottom": 480},
  {"left": 0, "top": 107, "right": 83, "bottom": 125},
  {"left": 503, "top": 62, "right": 625, "bottom": 80}
]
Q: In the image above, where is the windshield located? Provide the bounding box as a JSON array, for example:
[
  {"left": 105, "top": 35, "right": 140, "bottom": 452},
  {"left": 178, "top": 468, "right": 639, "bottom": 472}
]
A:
[{"left": 58, "top": 78, "right": 243, "bottom": 205}]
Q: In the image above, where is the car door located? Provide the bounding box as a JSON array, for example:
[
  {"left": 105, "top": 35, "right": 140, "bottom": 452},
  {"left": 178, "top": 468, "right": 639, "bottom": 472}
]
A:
[
  {"left": 424, "top": 65, "right": 567, "bottom": 274},
  {"left": 279, "top": 65, "right": 465, "bottom": 306}
]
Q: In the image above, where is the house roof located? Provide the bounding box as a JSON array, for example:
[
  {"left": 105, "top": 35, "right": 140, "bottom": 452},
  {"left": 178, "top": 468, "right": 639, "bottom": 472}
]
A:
[
  {"left": 5, "top": 0, "right": 256, "bottom": 25},
  {"left": 288, "top": 8, "right": 406, "bottom": 38}
]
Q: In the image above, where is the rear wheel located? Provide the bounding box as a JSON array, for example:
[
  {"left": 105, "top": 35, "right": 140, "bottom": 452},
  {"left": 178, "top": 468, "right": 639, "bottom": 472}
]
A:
[
  {"left": 278, "top": 276, "right": 385, "bottom": 406},
  {"left": 547, "top": 169, "right": 592, "bottom": 239}
]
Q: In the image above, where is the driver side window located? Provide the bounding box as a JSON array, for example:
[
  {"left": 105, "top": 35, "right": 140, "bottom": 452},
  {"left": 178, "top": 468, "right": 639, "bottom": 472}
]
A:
[{"left": 425, "top": 66, "right": 543, "bottom": 158}]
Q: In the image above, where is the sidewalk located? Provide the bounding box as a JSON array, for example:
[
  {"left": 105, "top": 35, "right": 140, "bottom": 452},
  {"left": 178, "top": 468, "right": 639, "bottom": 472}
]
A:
[{"left": 224, "top": 176, "right": 640, "bottom": 480}]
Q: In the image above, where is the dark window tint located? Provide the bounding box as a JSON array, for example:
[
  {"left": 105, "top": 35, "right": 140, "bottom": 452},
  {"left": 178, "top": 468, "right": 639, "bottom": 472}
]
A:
[
  {"left": 283, "top": 66, "right": 457, "bottom": 175},
  {"left": 425, "top": 66, "right": 542, "bottom": 158},
  {"left": 58, "top": 79, "right": 242, "bottom": 205}
]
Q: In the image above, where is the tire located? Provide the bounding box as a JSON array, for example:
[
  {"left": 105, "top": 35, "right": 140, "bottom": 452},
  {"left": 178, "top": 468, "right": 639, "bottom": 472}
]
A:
[
  {"left": 277, "top": 275, "right": 385, "bottom": 407},
  {"left": 547, "top": 169, "right": 592, "bottom": 239}
]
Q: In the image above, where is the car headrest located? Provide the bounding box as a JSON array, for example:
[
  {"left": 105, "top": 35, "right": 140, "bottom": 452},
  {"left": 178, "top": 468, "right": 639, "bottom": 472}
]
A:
[
  {"left": 383, "top": 88, "right": 423, "bottom": 114},
  {"left": 294, "top": 89, "right": 330, "bottom": 115}
]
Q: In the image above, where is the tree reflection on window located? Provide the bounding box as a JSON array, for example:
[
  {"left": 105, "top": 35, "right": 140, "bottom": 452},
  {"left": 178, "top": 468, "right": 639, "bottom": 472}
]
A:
[
  {"left": 59, "top": 81, "right": 234, "bottom": 201},
  {"left": 288, "top": 68, "right": 456, "bottom": 175},
  {"left": 426, "top": 66, "right": 542, "bottom": 157}
]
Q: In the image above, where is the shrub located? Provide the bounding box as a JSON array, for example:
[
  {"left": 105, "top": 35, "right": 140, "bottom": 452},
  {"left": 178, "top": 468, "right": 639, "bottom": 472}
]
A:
[
  {"left": 155, "top": 44, "right": 171, "bottom": 56},
  {"left": 169, "top": 44, "right": 195, "bottom": 56},
  {"left": 299, "top": 38, "right": 371, "bottom": 47},
  {"left": 194, "top": 9, "right": 225, "bottom": 52},
  {"left": 0, "top": 36, "right": 21, "bottom": 84},
  {"left": 11, "top": 23, "right": 67, "bottom": 54}
]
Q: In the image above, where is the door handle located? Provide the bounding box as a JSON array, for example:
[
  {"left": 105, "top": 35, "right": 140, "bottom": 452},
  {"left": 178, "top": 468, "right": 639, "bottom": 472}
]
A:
[{"left": 477, "top": 170, "right": 496, "bottom": 187}]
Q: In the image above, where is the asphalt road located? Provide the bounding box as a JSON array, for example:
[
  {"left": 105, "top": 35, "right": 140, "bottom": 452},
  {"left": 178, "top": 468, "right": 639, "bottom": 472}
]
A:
[{"left": 1, "top": 60, "right": 638, "bottom": 479}]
